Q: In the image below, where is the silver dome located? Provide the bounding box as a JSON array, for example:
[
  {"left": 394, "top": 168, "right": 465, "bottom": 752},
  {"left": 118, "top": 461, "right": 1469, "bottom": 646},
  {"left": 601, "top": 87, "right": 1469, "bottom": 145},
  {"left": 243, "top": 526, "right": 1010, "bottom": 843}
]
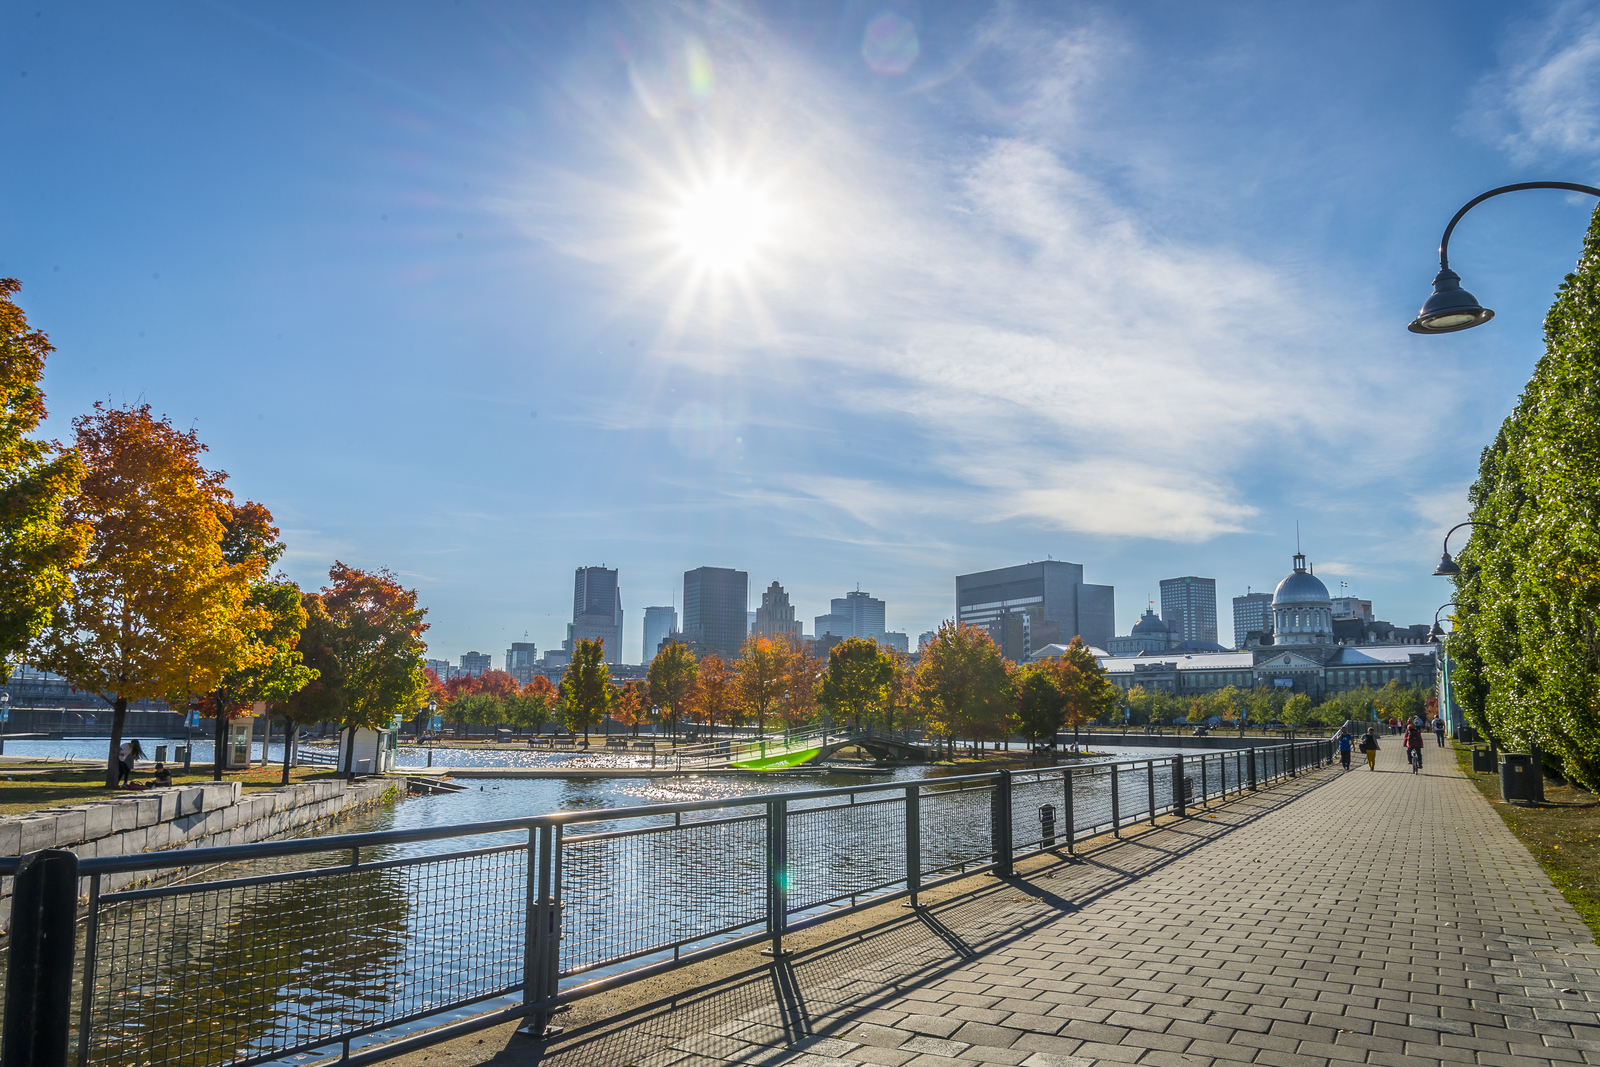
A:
[
  {"left": 1273, "top": 556, "right": 1331, "bottom": 606},
  {"left": 1131, "top": 609, "right": 1169, "bottom": 634}
]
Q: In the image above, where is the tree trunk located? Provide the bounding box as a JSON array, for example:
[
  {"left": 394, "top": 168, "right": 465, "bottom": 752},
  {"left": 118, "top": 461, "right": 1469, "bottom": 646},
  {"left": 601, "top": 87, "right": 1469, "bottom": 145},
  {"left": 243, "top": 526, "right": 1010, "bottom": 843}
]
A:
[
  {"left": 212, "top": 702, "right": 227, "bottom": 782},
  {"left": 105, "top": 695, "right": 128, "bottom": 788},
  {"left": 281, "top": 718, "right": 293, "bottom": 785}
]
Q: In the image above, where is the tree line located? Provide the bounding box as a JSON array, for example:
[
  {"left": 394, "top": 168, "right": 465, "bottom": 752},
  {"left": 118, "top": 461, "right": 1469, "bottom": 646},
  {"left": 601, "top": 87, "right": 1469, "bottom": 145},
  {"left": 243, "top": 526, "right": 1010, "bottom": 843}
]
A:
[
  {"left": 0, "top": 279, "right": 430, "bottom": 785},
  {"left": 1123, "top": 678, "right": 1434, "bottom": 730}
]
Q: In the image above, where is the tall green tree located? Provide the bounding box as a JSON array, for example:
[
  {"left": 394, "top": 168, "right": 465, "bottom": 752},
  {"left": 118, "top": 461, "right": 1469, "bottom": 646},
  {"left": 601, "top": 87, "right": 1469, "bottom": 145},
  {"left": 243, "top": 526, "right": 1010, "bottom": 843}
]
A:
[
  {"left": 914, "top": 621, "right": 1013, "bottom": 757},
  {"left": 818, "top": 637, "right": 894, "bottom": 732},
  {"left": 1451, "top": 202, "right": 1600, "bottom": 790},
  {"left": 320, "top": 562, "right": 429, "bottom": 774},
  {"left": 560, "top": 637, "right": 612, "bottom": 740},
  {"left": 648, "top": 640, "right": 698, "bottom": 740},
  {"left": 0, "top": 279, "right": 85, "bottom": 681},
  {"left": 1013, "top": 663, "right": 1067, "bottom": 746}
]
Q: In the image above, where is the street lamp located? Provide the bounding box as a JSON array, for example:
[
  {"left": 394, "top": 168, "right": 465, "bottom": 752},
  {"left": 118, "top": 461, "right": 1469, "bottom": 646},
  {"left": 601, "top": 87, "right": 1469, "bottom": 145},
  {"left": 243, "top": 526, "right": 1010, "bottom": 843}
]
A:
[
  {"left": 1433, "top": 520, "right": 1501, "bottom": 576},
  {"left": 1408, "top": 181, "right": 1600, "bottom": 334}
]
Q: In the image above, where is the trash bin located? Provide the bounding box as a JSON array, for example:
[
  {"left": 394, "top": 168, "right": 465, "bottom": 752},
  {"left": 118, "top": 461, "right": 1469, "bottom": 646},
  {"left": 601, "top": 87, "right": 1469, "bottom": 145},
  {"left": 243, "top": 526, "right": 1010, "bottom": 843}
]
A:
[
  {"left": 1500, "top": 753, "right": 1535, "bottom": 803},
  {"left": 1472, "top": 747, "right": 1494, "bottom": 773},
  {"left": 1039, "top": 803, "right": 1056, "bottom": 848}
]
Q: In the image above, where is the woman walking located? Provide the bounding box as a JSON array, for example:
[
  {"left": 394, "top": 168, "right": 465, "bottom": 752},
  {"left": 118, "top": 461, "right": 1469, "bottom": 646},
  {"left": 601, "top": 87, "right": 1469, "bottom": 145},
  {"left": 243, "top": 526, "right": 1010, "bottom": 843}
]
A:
[
  {"left": 118, "top": 738, "right": 145, "bottom": 787},
  {"left": 1359, "top": 728, "right": 1379, "bottom": 770}
]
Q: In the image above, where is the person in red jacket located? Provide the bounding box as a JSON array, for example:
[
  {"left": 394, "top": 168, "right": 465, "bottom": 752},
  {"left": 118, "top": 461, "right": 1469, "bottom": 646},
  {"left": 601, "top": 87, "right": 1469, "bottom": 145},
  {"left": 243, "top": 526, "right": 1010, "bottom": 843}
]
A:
[{"left": 1404, "top": 718, "right": 1425, "bottom": 773}]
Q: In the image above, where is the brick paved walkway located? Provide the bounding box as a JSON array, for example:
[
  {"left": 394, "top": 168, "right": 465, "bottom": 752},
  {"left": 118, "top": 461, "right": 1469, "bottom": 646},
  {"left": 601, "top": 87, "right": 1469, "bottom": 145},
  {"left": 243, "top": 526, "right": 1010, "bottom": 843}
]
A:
[{"left": 469, "top": 745, "right": 1600, "bottom": 1067}]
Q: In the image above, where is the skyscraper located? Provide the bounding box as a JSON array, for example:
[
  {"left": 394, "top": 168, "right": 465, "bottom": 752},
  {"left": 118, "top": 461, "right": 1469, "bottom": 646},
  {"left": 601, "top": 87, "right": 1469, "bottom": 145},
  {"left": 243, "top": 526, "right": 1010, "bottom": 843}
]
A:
[
  {"left": 753, "top": 582, "right": 803, "bottom": 640},
  {"left": 683, "top": 566, "right": 748, "bottom": 660},
  {"left": 1160, "top": 576, "right": 1218, "bottom": 644},
  {"left": 1232, "top": 592, "right": 1273, "bottom": 648},
  {"left": 459, "top": 651, "right": 491, "bottom": 676},
  {"left": 571, "top": 566, "right": 623, "bottom": 664},
  {"left": 814, "top": 589, "right": 887, "bottom": 640},
  {"left": 504, "top": 641, "right": 538, "bottom": 683},
  {"left": 955, "top": 561, "right": 1114, "bottom": 662},
  {"left": 642, "top": 606, "right": 677, "bottom": 663}
]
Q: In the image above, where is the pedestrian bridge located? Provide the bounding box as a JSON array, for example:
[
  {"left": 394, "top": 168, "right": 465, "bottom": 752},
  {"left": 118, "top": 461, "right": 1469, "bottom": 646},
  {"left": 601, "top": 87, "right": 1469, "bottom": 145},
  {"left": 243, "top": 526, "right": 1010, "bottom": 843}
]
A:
[{"left": 673, "top": 726, "right": 932, "bottom": 770}]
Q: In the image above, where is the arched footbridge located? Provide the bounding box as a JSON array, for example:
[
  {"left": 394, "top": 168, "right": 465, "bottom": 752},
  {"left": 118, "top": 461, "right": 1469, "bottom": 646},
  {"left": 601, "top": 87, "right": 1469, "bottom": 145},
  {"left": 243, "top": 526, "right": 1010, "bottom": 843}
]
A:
[{"left": 671, "top": 727, "right": 932, "bottom": 770}]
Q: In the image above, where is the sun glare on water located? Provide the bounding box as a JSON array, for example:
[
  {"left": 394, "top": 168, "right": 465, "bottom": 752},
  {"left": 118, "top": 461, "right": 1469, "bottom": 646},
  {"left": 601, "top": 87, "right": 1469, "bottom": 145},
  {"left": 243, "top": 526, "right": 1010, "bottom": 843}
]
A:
[{"left": 670, "top": 179, "right": 778, "bottom": 274}]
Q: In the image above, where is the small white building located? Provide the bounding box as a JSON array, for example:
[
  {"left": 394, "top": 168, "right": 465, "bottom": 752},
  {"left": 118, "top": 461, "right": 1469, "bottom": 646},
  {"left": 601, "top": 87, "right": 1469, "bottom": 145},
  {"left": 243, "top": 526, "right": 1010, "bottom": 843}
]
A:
[{"left": 338, "top": 717, "right": 400, "bottom": 775}]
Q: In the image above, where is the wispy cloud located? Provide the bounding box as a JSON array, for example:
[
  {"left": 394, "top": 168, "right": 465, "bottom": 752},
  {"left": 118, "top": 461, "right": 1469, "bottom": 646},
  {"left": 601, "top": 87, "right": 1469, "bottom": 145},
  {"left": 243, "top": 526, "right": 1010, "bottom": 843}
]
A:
[
  {"left": 510, "top": 7, "right": 1459, "bottom": 547},
  {"left": 1465, "top": 1, "right": 1600, "bottom": 164}
]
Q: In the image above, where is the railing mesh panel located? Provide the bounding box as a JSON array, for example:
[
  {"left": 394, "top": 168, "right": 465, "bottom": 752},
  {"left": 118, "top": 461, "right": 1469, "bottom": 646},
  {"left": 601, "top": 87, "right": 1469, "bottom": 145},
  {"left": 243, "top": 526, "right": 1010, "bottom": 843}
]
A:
[
  {"left": 84, "top": 848, "right": 525, "bottom": 1067},
  {"left": 1010, "top": 774, "right": 1064, "bottom": 853},
  {"left": 916, "top": 783, "right": 994, "bottom": 876},
  {"left": 559, "top": 815, "right": 766, "bottom": 975},
  {"left": 786, "top": 796, "right": 906, "bottom": 910}
]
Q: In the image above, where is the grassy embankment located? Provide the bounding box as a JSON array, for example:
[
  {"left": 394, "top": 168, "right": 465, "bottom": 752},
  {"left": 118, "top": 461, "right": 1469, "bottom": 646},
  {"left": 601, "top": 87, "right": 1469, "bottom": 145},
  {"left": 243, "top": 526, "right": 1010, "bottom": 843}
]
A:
[
  {"left": 0, "top": 762, "right": 345, "bottom": 816},
  {"left": 1454, "top": 742, "right": 1600, "bottom": 940}
]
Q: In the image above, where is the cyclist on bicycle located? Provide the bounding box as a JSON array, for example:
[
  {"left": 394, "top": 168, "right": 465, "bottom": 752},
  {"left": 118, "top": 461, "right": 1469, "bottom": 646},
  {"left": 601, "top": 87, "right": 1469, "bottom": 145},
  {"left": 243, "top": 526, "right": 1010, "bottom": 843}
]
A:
[{"left": 1404, "top": 718, "right": 1425, "bottom": 773}]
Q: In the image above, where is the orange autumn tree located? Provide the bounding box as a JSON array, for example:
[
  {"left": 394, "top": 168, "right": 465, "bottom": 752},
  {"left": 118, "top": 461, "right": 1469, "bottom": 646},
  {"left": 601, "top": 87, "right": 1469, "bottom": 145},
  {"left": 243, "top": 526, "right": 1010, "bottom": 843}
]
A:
[
  {"left": 691, "top": 653, "right": 736, "bottom": 737},
  {"left": 35, "top": 404, "right": 269, "bottom": 787},
  {"left": 735, "top": 634, "right": 788, "bottom": 732},
  {"left": 320, "top": 562, "right": 430, "bottom": 773},
  {"left": 775, "top": 636, "right": 822, "bottom": 728},
  {"left": 613, "top": 679, "right": 651, "bottom": 735}
]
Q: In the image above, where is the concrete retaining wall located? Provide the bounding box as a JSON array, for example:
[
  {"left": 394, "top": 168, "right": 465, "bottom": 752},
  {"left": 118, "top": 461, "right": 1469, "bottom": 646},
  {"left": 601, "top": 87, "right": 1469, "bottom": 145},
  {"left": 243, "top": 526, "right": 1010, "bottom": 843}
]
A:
[{"left": 0, "top": 777, "right": 396, "bottom": 930}]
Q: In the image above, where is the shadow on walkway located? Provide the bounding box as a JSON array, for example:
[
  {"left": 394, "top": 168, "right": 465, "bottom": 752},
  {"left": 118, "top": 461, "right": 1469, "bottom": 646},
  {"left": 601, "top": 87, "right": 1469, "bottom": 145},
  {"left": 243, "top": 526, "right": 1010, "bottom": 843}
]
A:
[{"left": 471, "top": 767, "right": 1341, "bottom": 1067}]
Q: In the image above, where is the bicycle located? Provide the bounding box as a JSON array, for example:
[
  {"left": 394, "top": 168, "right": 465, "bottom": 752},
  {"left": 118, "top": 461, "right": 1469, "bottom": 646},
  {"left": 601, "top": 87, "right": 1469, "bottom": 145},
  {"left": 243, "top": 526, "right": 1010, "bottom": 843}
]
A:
[{"left": 1407, "top": 747, "right": 1422, "bottom": 773}]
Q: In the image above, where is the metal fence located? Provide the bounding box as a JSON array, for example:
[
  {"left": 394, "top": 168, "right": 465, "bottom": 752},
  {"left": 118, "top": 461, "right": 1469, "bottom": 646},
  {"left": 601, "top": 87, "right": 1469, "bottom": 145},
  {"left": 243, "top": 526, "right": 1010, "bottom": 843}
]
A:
[{"left": 0, "top": 740, "right": 1332, "bottom": 1067}]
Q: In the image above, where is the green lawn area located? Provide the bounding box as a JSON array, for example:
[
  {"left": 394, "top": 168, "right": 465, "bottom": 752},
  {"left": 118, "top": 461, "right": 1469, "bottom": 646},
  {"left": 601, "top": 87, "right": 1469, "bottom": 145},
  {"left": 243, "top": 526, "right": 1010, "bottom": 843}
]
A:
[
  {"left": 0, "top": 762, "right": 347, "bottom": 817},
  {"left": 1454, "top": 742, "right": 1600, "bottom": 941}
]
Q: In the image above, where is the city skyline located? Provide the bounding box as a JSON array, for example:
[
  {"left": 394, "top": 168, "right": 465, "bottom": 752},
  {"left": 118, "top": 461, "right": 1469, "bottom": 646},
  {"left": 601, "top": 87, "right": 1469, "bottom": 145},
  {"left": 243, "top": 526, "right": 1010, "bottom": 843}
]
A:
[{"left": 8, "top": 3, "right": 1590, "bottom": 661}]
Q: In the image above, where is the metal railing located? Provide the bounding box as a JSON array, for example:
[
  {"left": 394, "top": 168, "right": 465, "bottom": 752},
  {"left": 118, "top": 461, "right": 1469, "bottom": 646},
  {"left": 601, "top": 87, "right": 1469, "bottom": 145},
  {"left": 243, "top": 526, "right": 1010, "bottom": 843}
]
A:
[{"left": 0, "top": 739, "right": 1332, "bottom": 1067}]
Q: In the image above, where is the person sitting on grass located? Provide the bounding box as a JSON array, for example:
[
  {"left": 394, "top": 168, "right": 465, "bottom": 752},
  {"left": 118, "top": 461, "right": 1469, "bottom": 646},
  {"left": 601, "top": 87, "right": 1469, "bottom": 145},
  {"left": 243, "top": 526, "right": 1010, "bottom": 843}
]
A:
[{"left": 150, "top": 762, "right": 173, "bottom": 788}]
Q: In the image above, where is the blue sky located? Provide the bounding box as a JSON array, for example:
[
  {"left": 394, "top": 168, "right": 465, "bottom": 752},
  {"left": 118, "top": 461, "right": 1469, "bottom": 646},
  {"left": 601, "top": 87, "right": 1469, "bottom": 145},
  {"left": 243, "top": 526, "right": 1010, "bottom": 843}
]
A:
[{"left": 6, "top": 0, "right": 1600, "bottom": 663}]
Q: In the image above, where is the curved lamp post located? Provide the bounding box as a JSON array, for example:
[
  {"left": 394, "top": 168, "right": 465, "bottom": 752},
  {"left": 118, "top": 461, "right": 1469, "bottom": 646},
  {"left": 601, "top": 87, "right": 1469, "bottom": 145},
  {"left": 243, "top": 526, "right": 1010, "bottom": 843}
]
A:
[
  {"left": 1409, "top": 182, "right": 1600, "bottom": 334},
  {"left": 1433, "top": 520, "right": 1501, "bottom": 576},
  {"left": 1432, "top": 602, "right": 1459, "bottom": 738}
]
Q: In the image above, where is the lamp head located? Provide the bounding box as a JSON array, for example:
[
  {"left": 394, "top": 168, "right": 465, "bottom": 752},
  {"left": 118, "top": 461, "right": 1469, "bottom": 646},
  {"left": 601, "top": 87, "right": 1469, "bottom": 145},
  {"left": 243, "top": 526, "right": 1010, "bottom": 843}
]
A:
[
  {"left": 1433, "top": 552, "right": 1461, "bottom": 577},
  {"left": 1410, "top": 268, "right": 1495, "bottom": 333}
]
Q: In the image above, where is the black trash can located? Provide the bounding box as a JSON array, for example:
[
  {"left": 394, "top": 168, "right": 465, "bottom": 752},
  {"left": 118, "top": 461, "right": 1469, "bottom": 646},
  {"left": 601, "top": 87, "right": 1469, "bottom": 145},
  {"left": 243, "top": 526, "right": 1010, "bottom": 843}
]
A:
[
  {"left": 1500, "top": 753, "right": 1535, "bottom": 803},
  {"left": 1472, "top": 747, "right": 1495, "bottom": 773}
]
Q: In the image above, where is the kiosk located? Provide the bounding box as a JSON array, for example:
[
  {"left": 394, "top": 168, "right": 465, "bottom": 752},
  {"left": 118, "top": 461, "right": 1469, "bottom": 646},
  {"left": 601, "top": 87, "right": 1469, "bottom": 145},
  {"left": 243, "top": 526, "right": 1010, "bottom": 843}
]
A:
[{"left": 339, "top": 714, "right": 400, "bottom": 776}]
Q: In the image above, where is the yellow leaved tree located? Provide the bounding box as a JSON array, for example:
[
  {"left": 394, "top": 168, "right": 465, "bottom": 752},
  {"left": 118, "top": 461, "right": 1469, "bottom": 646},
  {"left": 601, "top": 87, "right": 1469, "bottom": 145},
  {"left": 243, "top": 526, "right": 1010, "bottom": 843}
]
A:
[{"left": 33, "top": 404, "right": 270, "bottom": 787}]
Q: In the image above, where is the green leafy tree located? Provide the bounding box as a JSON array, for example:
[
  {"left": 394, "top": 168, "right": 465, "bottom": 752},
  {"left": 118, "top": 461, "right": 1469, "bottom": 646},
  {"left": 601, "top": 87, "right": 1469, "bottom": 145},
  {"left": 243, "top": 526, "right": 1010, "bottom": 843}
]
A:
[
  {"left": 1281, "top": 692, "right": 1315, "bottom": 728},
  {"left": 818, "top": 637, "right": 894, "bottom": 732},
  {"left": 914, "top": 621, "right": 1014, "bottom": 758},
  {"left": 0, "top": 279, "right": 85, "bottom": 682},
  {"left": 320, "top": 563, "right": 429, "bottom": 774},
  {"left": 559, "top": 637, "right": 612, "bottom": 740},
  {"left": 648, "top": 640, "right": 698, "bottom": 740},
  {"left": 1451, "top": 202, "right": 1600, "bottom": 789},
  {"left": 1013, "top": 664, "right": 1067, "bottom": 745}
]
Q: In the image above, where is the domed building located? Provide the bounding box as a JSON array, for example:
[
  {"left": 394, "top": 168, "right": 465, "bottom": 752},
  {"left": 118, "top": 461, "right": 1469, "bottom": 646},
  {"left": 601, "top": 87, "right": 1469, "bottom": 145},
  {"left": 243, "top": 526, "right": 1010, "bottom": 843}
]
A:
[
  {"left": 1271, "top": 552, "right": 1334, "bottom": 646},
  {"left": 1107, "top": 607, "right": 1176, "bottom": 655}
]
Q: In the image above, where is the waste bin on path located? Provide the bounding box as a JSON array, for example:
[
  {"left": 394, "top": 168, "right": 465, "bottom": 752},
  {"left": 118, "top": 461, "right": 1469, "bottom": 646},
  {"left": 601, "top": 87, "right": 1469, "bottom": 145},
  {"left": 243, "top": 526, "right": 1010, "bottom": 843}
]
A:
[{"left": 1500, "top": 753, "right": 1535, "bottom": 803}]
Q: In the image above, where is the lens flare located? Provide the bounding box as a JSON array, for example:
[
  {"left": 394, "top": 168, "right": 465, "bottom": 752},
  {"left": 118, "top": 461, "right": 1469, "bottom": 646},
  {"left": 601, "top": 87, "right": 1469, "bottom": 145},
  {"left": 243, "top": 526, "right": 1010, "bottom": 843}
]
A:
[{"left": 862, "top": 12, "right": 919, "bottom": 75}]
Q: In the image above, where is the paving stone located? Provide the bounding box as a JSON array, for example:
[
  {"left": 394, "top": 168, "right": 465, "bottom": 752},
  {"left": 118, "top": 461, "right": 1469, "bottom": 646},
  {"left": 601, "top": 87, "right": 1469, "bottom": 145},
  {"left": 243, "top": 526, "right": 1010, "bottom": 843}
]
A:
[{"left": 897, "top": 1036, "right": 971, "bottom": 1059}]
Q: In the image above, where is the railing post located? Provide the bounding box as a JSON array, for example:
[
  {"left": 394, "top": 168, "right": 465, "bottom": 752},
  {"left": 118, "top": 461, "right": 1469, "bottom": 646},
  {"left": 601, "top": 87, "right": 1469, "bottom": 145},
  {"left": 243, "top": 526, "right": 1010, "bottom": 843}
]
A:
[
  {"left": 1147, "top": 761, "right": 1156, "bottom": 825},
  {"left": 1109, "top": 765, "right": 1121, "bottom": 837},
  {"left": 905, "top": 785, "right": 921, "bottom": 908},
  {"left": 1199, "top": 756, "right": 1209, "bottom": 808},
  {"left": 991, "top": 770, "right": 1013, "bottom": 876},
  {"left": 522, "top": 824, "right": 560, "bottom": 1037},
  {"left": 763, "top": 798, "right": 791, "bottom": 956},
  {"left": 1248, "top": 747, "right": 1258, "bottom": 791},
  {"left": 1172, "top": 756, "right": 1185, "bottom": 817},
  {"left": 3, "top": 849, "right": 78, "bottom": 1067},
  {"left": 1063, "top": 767, "right": 1076, "bottom": 854}
]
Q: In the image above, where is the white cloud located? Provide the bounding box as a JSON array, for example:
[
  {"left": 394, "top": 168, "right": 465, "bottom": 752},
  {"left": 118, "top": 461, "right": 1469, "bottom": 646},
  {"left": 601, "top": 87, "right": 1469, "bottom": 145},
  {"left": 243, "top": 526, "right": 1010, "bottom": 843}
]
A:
[
  {"left": 1466, "top": 1, "right": 1600, "bottom": 164},
  {"left": 511, "top": 8, "right": 1460, "bottom": 546}
]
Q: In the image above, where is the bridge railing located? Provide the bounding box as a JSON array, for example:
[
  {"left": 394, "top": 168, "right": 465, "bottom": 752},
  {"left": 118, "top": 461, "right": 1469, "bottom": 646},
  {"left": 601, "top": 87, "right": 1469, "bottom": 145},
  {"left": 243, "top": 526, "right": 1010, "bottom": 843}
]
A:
[{"left": 0, "top": 739, "right": 1333, "bottom": 1067}]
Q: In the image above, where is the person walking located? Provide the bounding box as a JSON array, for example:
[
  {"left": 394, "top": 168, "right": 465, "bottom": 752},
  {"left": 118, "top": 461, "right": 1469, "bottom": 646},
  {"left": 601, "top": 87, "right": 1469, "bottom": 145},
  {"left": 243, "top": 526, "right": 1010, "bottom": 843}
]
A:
[
  {"left": 1404, "top": 719, "right": 1424, "bottom": 773},
  {"left": 1359, "top": 727, "right": 1380, "bottom": 770},
  {"left": 1336, "top": 726, "right": 1354, "bottom": 771},
  {"left": 117, "top": 738, "right": 145, "bottom": 787},
  {"left": 1434, "top": 717, "right": 1446, "bottom": 747}
]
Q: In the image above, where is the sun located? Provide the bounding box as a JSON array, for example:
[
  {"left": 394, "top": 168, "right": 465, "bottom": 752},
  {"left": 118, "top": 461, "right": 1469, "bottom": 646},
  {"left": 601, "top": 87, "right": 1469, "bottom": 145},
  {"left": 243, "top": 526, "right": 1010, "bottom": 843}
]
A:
[{"left": 669, "top": 179, "right": 777, "bottom": 273}]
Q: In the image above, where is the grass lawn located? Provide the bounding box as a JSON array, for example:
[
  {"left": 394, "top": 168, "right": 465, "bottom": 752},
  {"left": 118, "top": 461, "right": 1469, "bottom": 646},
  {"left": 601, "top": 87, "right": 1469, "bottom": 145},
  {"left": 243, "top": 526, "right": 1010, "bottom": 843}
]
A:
[
  {"left": 1454, "top": 742, "right": 1600, "bottom": 940},
  {"left": 0, "top": 762, "right": 347, "bottom": 817}
]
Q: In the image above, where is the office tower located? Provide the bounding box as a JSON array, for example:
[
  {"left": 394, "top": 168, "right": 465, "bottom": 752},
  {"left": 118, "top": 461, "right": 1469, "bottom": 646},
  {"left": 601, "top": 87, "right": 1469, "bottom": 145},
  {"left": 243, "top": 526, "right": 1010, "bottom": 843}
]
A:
[
  {"left": 459, "top": 651, "right": 491, "bottom": 676},
  {"left": 955, "top": 561, "right": 1114, "bottom": 663},
  {"left": 918, "top": 631, "right": 935, "bottom": 651},
  {"left": 753, "top": 582, "right": 804, "bottom": 640},
  {"left": 505, "top": 641, "right": 539, "bottom": 683},
  {"left": 748, "top": 611, "right": 756, "bottom": 635},
  {"left": 683, "top": 566, "right": 748, "bottom": 660},
  {"left": 1232, "top": 592, "right": 1274, "bottom": 648},
  {"left": 814, "top": 589, "right": 887, "bottom": 640},
  {"left": 1160, "top": 576, "right": 1218, "bottom": 644},
  {"left": 642, "top": 606, "right": 678, "bottom": 664},
  {"left": 572, "top": 566, "right": 624, "bottom": 664}
]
